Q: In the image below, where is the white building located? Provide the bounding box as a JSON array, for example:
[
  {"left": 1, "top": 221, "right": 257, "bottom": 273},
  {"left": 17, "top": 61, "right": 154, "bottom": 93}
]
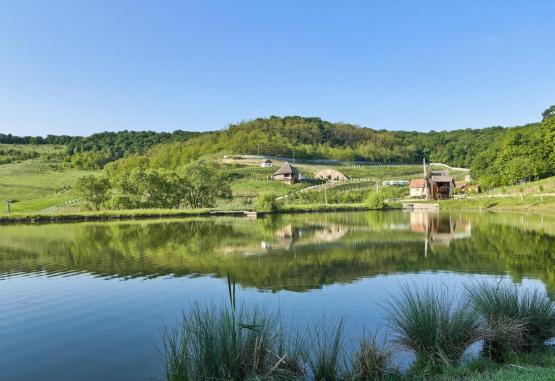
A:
[{"left": 260, "top": 159, "right": 273, "bottom": 168}]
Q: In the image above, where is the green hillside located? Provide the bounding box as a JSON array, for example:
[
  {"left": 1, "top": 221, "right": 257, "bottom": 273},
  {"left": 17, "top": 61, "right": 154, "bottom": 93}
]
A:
[{"left": 1, "top": 110, "right": 554, "bottom": 215}]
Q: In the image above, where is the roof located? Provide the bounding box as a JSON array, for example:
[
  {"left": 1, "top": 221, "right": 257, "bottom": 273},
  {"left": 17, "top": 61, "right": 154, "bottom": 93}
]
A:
[
  {"left": 263, "top": 159, "right": 272, "bottom": 163},
  {"left": 273, "top": 162, "right": 299, "bottom": 175},
  {"left": 430, "top": 170, "right": 448, "bottom": 176},
  {"left": 314, "top": 168, "right": 347, "bottom": 179},
  {"left": 409, "top": 179, "right": 426, "bottom": 188},
  {"left": 431, "top": 175, "right": 454, "bottom": 183}
]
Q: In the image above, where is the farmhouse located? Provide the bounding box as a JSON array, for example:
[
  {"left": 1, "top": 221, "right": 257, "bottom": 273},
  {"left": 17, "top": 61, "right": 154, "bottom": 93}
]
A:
[
  {"left": 314, "top": 168, "right": 347, "bottom": 181},
  {"left": 260, "top": 159, "right": 273, "bottom": 168},
  {"left": 409, "top": 179, "right": 427, "bottom": 198},
  {"left": 272, "top": 162, "right": 300, "bottom": 185}
]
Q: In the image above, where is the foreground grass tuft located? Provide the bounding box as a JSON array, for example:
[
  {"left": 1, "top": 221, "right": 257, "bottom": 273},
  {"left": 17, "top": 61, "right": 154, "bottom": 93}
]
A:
[
  {"left": 466, "top": 281, "right": 555, "bottom": 362},
  {"left": 385, "top": 285, "right": 482, "bottom": 372},
  {"left": 161, "top": 302, "right": 304, "bottom": 380},
  {"left": 350, "top": 335, "right": 397, "bottom": 381}
]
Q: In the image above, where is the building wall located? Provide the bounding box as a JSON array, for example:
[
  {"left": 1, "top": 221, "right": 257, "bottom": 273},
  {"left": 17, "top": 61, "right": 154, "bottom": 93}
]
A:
[{"left": 410, "top": 188, "right": 425, "bottom": 198}]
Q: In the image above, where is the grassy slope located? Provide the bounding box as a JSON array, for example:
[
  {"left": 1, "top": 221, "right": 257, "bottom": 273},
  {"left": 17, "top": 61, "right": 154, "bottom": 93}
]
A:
[
  {"left": 441, "top": 176, "right": 555, "bottom": 213},
  {"left": 489, "top": 175, "right": 555, "bottom": 195},
  {"left": 0, "top": 145, "right": 92, "bottom": 215}
]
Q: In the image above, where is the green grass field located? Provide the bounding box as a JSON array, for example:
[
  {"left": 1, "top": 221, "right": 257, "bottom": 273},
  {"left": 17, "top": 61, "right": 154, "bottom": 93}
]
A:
[
  {"left": 489, "top": 175, "right": 555, "bottom": 195},
  {"left": 441, "top": 195, "right": 555, "bottom": 213},
  {"left": 0, "top": 145, "right": 92, "bottom": 215}
]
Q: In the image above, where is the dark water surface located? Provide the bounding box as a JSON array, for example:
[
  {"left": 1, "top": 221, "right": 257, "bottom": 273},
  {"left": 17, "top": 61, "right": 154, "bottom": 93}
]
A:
[{"left": 1, "top": 211, "right": 554, "bottom": 380}]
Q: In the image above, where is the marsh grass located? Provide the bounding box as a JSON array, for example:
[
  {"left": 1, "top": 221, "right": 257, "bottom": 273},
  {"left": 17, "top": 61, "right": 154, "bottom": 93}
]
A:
[
  {"left": 160, "top": 277, "right": 305, "bottom": 380},
  {"left": 385, "top": 285, "right": 482, "bottom": 372},
  {"left": 350, "top": 334, "right": 397, "bottom": 381},
  {"left": 307, "top": 318, "right": 347, "bottom": 381},
  {"left": 466, "top": 281, "right": 555, "bottom": 362},
  {"left": 161, "top": 280, "right": 555, "bottom": 380}
]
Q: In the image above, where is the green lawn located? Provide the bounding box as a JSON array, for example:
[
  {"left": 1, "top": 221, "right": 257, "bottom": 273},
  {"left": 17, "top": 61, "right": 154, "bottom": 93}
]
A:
[
  {"left": 0, "top": 158, "right": 92, "bottom": 215},
  {"left": 441, "top": 195, "right": 555, "bottom": 213},
  {"left": 490, "top": 175, "right": 555, "bottom": 195}
]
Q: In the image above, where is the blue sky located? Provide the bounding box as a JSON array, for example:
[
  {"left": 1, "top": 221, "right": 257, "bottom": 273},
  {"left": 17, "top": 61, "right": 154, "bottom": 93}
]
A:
[{"left": 0, "top": 1, "right": 553, "bottom": 136}]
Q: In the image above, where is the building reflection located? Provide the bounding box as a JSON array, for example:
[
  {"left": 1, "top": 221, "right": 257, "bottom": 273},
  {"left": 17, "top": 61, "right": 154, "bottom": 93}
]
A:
[
  {"left": 261, "top": 224, "right": 349, "bottom": 252},
  {"left": 409, "top": 211, "right": 472, "bottom": 255}
]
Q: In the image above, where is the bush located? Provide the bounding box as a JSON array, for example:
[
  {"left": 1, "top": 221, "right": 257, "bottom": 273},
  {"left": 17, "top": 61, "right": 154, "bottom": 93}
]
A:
[
  {"left": 367, "top": 191, "right": 385, "bottom": 209},
  {"left": 255, "top": 193, "right": 281, "bottom": 212},
  {"left": 466, "top": 282, "right": 555, "bottom": 362},
  {"left": 385, "top": 285, "right": 482, "bottom": 372}
]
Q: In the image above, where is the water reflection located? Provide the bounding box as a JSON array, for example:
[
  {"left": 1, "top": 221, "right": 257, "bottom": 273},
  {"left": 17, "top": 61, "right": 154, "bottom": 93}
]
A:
[
  {"left": 409, "top": 211, "right": 472, "bottom": 255},
  {"left": 0, "top": 211, "right": 554, "bottom": 292}
]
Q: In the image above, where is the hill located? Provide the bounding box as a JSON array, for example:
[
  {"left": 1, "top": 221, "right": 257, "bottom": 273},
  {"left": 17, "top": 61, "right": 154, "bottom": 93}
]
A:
[
  {"left": 108, "top": 114, "right": 554, "bottom": 188},
  {"left": 1, "top": 111, "right": 554, "bottom": 215}
]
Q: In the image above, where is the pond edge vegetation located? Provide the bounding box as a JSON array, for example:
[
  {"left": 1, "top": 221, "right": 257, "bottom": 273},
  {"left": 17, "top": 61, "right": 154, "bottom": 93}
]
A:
[{"left": 160, "top": 279, "right": 555, "bottom": 381}]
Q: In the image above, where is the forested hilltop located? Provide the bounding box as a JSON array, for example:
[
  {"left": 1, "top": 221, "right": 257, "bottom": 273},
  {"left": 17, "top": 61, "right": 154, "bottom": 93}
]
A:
[{"left": 2, "top": 105, "right": 554, "bottom": 187}]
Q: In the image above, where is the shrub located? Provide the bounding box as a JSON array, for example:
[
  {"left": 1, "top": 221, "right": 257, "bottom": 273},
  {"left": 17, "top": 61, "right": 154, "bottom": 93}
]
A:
[
  {"left": 367, "top": 191, "right": 385, "bottom": 209},
  {"left": 255, "top": 193, "right": 281, "bottom": 212},
  {"left": 385, "top": 285, "right": 482, "bottom": 372},
  {"left": 466, "top": 282, "right": 555, "bottom": 362}
]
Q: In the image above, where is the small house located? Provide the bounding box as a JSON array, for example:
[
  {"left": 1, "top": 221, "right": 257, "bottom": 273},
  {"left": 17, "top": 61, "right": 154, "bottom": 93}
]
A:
[
  {"left": 314, "top": 168, "right": 347, "bottom": 181},
  {"left": 409, "top": 179, "right": 427, "bottom": 198},
  {"left": 272, "top": 162, "right": 300, "bottom": 185},
  {"left": 260, "top": 159, "right": 273, "bottom": 168}
]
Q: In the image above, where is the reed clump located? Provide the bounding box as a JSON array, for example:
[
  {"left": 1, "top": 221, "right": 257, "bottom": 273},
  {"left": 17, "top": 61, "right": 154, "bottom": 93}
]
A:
[
  {"left": 350, "top": 335, "right": 397, "bottom": 381},
  {"left": 466, "top": 281, "right": 555, "bottom": 362},
  {"left": 160, "top": 280, "right": 555, "bottom": 380},
  {"left": 384, "top": 285, "right": 482, "bottom": 372}
]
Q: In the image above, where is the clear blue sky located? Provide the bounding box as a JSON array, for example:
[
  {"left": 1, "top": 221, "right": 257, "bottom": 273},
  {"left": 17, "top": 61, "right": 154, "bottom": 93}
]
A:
[{"left": 0, "top": 1, "right": 553, "bottom": 136}]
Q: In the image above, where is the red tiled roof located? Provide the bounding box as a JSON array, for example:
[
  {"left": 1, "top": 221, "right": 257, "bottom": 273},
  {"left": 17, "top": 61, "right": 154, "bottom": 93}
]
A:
[{"left": 409, "top": 179, "right": 426, "bottom": 188}]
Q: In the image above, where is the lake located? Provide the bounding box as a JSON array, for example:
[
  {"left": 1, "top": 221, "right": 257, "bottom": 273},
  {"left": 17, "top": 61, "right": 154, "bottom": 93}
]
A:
[{"left": 1, "top": 210, "right": 554, "bottom": 380}]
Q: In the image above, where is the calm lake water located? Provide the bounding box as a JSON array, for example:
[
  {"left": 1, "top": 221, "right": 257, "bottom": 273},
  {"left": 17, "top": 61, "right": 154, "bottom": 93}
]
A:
[{"left": 1, "top": 210, "right": 554, "bottom": 380}]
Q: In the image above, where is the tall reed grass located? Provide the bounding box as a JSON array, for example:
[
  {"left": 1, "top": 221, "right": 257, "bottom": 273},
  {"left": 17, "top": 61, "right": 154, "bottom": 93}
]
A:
[
  {"left": 384, "top": 285, "right": 482, "bottom": 371},
  {"left": 466, "top": 281, "right": 555, "bottom": 362},
  {"left": 160, "top": 280, "right": 555, "bottom": 380}
]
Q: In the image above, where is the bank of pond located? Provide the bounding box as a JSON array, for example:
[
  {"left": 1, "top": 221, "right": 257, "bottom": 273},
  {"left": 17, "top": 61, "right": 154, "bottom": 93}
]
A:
[{"left": 161, "top": 280, "right": 555, "bottom": 381}]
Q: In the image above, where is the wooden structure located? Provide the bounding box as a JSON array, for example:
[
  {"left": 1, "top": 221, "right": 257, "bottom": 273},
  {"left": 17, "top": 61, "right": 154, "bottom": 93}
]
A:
[
  {"left": 428, "top": 170, "right": 455, "bottom": 200},
  {"left": 272, "top": 162, "right": 300, "bottom": 185},
  {"left": 314, "top": 168, "right": 347, "bottom": 181},
  {"left": 409, "top": 159, "right": 455, "bottom": 200}
]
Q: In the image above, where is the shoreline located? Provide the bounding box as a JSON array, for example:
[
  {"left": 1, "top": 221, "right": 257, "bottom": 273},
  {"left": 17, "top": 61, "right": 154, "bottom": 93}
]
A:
[
  {"left": 0, "top": 203, "right": 381, "bottom": 225},
  {"left": 2, "top": 195, "right": 554, "bottom": 225}
]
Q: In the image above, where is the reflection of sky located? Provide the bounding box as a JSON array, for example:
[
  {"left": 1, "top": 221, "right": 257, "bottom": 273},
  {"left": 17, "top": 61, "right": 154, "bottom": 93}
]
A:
[{"left": 0, "top": 270, "right": 547, "bottom": 380}]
